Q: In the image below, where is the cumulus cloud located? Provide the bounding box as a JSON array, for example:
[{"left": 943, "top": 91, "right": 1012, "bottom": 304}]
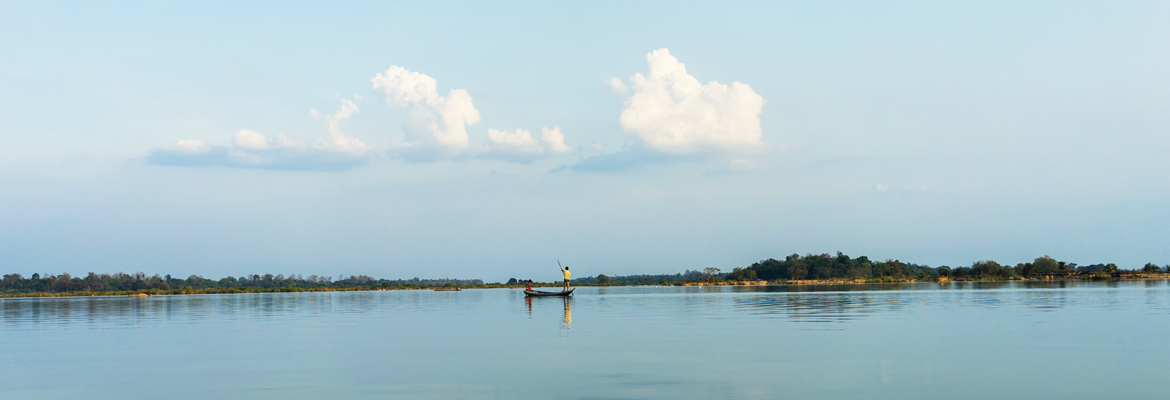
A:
[
  {"left": 372, "top": 66, "right": 481, "bottom": 160},
  {"left": 481, "top": 126, "right": 574, "bottom": 163},
  {"left": 611, "top": 48, "right": 766, "bottom": 154},
  {"left": 149, "top": 100, "right": 372, "bottom": 171},
  {"left": 232, "top": 129, "right": 270, "bottom": 150},
  {"left": 606, "top": 77, "right": 629, "bottom": 95},
  {"left": 487, "top": 129, "right": 544, "bottom": 155},
  {"left": 372, "top": 65, "right": 575, "bottom": 163},
  {"left": 541, "top": 126, "right": 572, "bottom": 154},
  {"left": 318, "top": 99, "right": 372, "bottom": 154}
]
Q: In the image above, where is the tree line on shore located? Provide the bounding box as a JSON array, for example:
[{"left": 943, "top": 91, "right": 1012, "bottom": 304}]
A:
[
  {"left": 4, "top": 252, "right": 1168, "bottom": 296},
  {"left": 514, "top": 270, "right": 709, "bottom": 285},
  {"left": 579, "top": 253, "right": 1170, "bottom": 284},
  {"left": 742, "top": 253, "right": 1169, "bottom": 281},
  {"left": 0, "top": 272, "right": 484, "bottom": 295}
]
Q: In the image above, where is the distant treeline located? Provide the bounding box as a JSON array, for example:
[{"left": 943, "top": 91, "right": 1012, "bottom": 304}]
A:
[
  {"left": 516, "top": 270, "right": 708, "bottom": 285},
  {"left": 5, "top": 252, "right": 1169, "bottom": 296},
  {"left": 740, "top": 253, "right": 1167, "bottom": 281},
  {"left": 0, "top": 272, "right": 483, "bottom": 295},
  {"left": 576, "top": 253, "right": 1170, "bottom": 283}
]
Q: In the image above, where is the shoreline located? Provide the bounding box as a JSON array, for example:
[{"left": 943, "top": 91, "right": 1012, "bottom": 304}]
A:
[{"left": 5, "top": 274, "right": 1169, "bottom": 299}]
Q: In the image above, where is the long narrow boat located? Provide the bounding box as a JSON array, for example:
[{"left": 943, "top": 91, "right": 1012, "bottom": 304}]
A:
[{"left": 523, "top": 288, "right": 574, "bottom": 297}]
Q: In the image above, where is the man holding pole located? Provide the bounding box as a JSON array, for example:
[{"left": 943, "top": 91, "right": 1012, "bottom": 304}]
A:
[{"left": 558, "top": 260, "right": 571, "bottom": 292}]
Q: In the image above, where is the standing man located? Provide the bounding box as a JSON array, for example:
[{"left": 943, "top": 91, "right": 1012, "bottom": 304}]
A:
[{"left": 561, "top": 261, "right": 570, "bottom": 290}]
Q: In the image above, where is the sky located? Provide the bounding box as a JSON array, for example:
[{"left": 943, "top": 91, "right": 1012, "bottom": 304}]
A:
[{"left": 2, "top": 1, "right": 1169, "bottom": 281}]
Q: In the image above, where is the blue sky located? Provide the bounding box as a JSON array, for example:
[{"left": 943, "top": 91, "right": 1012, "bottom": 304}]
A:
[{"left": 2, "top": 1, "right": 1169, "bottom": 281}]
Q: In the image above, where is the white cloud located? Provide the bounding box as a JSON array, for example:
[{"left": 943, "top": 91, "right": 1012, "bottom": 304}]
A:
[
  {"left": 541, "top": 126, "right": 572, "bottom": 154},
  {"left": 606, "top": 77, "right": 629, "bottom": 95},
  {"left": 272, "top": 134, "right": 303, "bottom": 148},
  {"left": 150, "top": 100, "right": 372, "bottom": 171},
  {"left": 233, "top": 129, "right": 306, "bottom": 151},
  {"left": 319, "top": 99, "right": 372, "bottom": 155},
  {"left": 488, "top": 129, "right": 544, "bottom": 155},
  {"left": 482, "top": 126, "right": 574, "bottom": 163},
  {"left": 612, "top": 48, "right": 766, "bottom": 154},
  {"left": 372, "top": 66, "right": 481, "bottom": 159},
  {"left": 153, "top": 64, "right": 580, "bottom": 169},
  {"left": 232, "top": 129, "right": 270, "bottom": 150},
  {"left": 173, "top": 139, "right": 209, "bottom": 153},
  {"left": 372, "top": 66, "right": 576, "bottom": 163}
]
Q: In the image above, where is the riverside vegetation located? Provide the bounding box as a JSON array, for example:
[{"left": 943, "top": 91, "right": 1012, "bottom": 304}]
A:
[
  {"left": 5, "top": 253, "right": 1170, "bottom": 298},
  {"left": 0, "top": 273, "right": 490, "bottom": 298}
]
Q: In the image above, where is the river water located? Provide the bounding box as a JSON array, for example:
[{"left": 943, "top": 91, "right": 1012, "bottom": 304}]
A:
[{"left": 2, "top": 281, "right": 1169, "bottom": 399}]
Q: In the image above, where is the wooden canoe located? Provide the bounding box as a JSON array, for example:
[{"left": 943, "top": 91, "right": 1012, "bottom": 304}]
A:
[
  {"left": 524, "top": 288, "right": 574, "bottom": 297},
  {"left": 433, "top": 288, "right": 461, "bottom": 291}
]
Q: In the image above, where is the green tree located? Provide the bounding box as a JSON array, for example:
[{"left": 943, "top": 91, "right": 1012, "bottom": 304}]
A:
[
  {"left": 1143, "top": 263, "right": 1160, "bottom": 272},
  {"left": 972, "top": 260, "right": 1004, "bottom": 278},
  {"left": 788, "top": 262, "right": 808, "bottom": 280},
  {"left": 811, "top": 256, "right": 834, "bottom": 279},
  {"left": 730, "top": 268, "right": 757, "bottom": 281},
  {"left": 1032, "top": 256, "right": 1059, "bottom": 276},
  {"left": 1015, "top": 263, "right": 1033, "bottom": 277},
  {"left": 875, "top": 260, "right": 902, "bottom": 278},
  {"left": 702, "top": 267, "right": 721, "bottom": 283}
]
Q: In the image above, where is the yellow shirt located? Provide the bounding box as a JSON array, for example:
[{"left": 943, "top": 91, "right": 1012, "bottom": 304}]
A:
[{"left": 563, "top": 270, "right": 571, "bottom": 280}]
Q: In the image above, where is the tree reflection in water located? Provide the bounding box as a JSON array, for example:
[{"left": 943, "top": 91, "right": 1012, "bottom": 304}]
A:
[
  {"left": 1, "top": 291, "right": 406, "bottom": 329},
  {"left": 727, "top": 280, "right": 1170, "bottom": 323}
]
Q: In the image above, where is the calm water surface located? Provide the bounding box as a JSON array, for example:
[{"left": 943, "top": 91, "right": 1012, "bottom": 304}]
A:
[{"left": 3, "top": 281, "right": 1170, "bottom": 399}]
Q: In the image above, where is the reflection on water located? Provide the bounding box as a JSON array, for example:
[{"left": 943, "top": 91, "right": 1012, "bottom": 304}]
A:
[
  {"left": 523, "top": 295, "right": 573, "bottom": 332},
  {"left": 4, "top": 281, "right": 1169, "bottom": 330},
  {"left": 563, "top": 296, "right": 572, "bottom": 329},
  {"left": 0, "top": 290, "right": 482, "bottom": 329},
  {"left": 2, "top": 281, "right": 1170, "bottom": 399},
  {"left": 736, "top": 293, "right": 909, "bottom": 323},
  {"left": 715, "top": 280, "right": 1170, "bottom": 322}
]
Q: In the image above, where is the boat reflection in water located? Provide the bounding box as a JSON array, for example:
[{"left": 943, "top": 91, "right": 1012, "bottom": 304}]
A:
[
  {"left": 562, "top": 296, "right": 571, "bottom": 329},
  {"left": 522, "top": 292, "right": 572, "bottom": 330}
]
